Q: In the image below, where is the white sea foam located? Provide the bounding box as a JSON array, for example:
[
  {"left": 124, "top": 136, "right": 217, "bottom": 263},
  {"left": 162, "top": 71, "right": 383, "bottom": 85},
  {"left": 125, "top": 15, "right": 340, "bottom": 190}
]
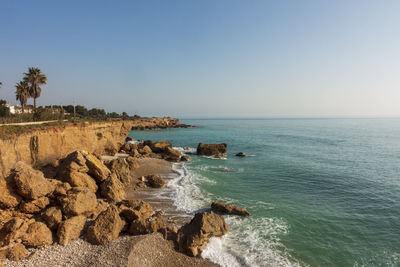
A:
[
  {"left": 173, "top": 146, "right": 197, "bottom": 154},
  {"left": 169, "top": 163, "right": 302, "bottom": 267}
]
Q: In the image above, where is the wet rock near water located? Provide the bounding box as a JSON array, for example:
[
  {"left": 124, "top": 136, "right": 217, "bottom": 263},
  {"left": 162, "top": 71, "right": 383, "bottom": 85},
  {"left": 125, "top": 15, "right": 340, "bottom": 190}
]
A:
[
  {"left": 176, "top": 211, "right": 229, "bottom": 257},
  {"left": 197, "top": 143, "right": 228, "bottom": 158},
  {"left": 235, "top": 152, "right": 246, "bottom": 157},
  {"left": 211, "top": 201, "right": 250, "bottom": 216}
]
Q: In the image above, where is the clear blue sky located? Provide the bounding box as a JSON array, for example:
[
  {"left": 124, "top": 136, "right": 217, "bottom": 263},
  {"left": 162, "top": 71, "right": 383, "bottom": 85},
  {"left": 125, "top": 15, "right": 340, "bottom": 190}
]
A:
[{"left": 1, "top": 0, "right": 399, "bottom": 118}]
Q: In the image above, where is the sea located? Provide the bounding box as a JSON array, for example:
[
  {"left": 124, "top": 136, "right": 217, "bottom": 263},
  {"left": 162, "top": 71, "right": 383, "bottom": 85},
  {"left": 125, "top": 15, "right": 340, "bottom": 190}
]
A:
[{"left": 129, "top": 118, "right": 400, "bottom": 267}]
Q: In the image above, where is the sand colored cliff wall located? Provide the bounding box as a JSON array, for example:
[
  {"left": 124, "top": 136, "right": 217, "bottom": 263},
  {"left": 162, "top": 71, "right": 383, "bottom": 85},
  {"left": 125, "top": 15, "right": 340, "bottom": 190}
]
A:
[{"left": 0, "top": 120, "right": 133, "bottom": 177}]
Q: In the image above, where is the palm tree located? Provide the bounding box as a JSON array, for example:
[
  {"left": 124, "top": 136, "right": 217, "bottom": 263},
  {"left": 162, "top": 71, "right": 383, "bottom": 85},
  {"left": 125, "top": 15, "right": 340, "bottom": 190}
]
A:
[
  {"left": 23, "top": 67, "right": 47, "bottom": 110},
  {"left": 15, "top": 81, "right": 30, "bottom": 113},
  {"left": 0, "top": 82, "right": 2, "bottom": 88}
]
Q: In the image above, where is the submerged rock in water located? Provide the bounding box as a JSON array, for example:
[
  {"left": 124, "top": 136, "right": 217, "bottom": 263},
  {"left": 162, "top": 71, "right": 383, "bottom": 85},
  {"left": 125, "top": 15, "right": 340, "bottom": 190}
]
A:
[
  {"left": 235, "top": 152, "right": 246, "bottom": 157},
  {"left": 177, "top": 211, "right": 229, "bottom": 257},
  {"left": 197, "top": 143, "right": 227, "bottom": 158},
  {"left": 211, "top": 201, "right": 250, "bottom": 216}
]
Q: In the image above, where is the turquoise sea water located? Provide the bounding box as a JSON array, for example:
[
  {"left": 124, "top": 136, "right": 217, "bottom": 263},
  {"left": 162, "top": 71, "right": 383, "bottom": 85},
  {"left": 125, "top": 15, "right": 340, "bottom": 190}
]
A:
[{"left": 129, "top": 119, "right": 400, "bottom": 267}]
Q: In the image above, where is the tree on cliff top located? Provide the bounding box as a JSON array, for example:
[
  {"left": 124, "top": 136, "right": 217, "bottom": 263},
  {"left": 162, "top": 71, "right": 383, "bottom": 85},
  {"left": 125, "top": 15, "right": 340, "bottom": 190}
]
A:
[
  {"left": 23, "top": 67, "right": 47, "bottom": 110},
  {"left": 15, "top": 81, "right": 30, "bottom": 113}
]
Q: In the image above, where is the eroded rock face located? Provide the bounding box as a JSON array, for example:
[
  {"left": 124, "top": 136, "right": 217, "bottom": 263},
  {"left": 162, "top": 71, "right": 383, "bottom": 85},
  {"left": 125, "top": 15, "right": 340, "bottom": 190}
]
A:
[
  {"left": 100, "top": 174, "right": 125, "bottom": 202},
  {"left": 0, "top": 243, "right": 27, "bottom": 261},
  {"left": 41, "top": 206, "right": 63, "bottom": 231},
  {"left": 146, "top": 174, "right": 166, "bottom": 188},
  {"left": 177, "top": 212, "right": 229, "bottom": 257},
  {"left": 106, "top": 157, "right": 139, "bottom": 185},
  {"left": 87, "top": 205, "right": 124, "bottom": 245},
  {"left": 13, "top": 161, "right": 55, "bottom": 200},
  {"left": 150, "top": 141, "right": 172, "bottom": 153},
  {"left": 57, "top": 151, "right": 98, "bottom": 193},
  {"left": 82, "top": 151, "right": 110, "bottom": 183},
  {"left": 57, "top": 215, "right": 86, "bottom": 246},
  {"left": 197, "top": 143, "right": 228, "bottom": 158},
  {"left": 162, "top": 147, "right": 182, "bottom": 162},
  {"left": 128, "top": 211, "right": 166, "bottom": 238},
  {"left": 0, "top": 176, "right": 22, "bottom": 209},
  {"left": 60, "top": 187, "right": 97, "bottom": 217},
  {"left": 0, "top": 218, "right": 30, "bottom": 247},
  {"left": 211, "top": 201, "right": 250, "bottom": 216},
  {"left": 19, "top": 197, "right": 50, "bottom": 214},
  {"left": 23, "top": 221, "right": 53, "bottom": 247}
]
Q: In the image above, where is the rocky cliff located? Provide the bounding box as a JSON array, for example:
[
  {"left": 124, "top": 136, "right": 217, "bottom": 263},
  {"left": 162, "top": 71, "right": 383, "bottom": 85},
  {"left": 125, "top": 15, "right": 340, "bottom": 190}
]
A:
[
  {"left": 0, "top": 121, "right": 133, "bottom": 177},
  {"left": 131, "top": 117, "right": 192, "bottom": 130}
]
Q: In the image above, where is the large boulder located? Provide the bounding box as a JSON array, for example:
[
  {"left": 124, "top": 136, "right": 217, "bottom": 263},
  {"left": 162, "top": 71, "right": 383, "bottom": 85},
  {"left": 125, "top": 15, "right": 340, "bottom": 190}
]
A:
[
  {"left": 150, "top": 141, "right": 172, "bottom": 153},
  {"left": 82, "top": 151, "right": 111, "bottom": 183},
  {"left": 57, "top": 151, "right": 98, "bottom": 192},
  {"left": 88, "top": 199, "right": 109, "bottom": 219},
  {"left": 100, "top": 173, "right": 125, "bottom": 202},
  {"left": 145, "top": 174, "right": 166, "bottom": 188},
  {"left": 87, "top": 205, "right": 124, "bottom": 245},
  {"left": 211, "top": 201, "right": 250, "bottom": 216},
  {"left": 41, "top": 206, "right": 63, "bottom": 231},
  {"left": 0, "top": 218, "right": 30, "bottom": 247},
  {"left": 23, "top": 221, "right": 53, "bottom": 247},
  {"left": 0, "top": 176, "right": 22, "bottom": 209},
  {"left": 177, "top": 212, "right": 229, "bottom": 257},
  {"left": 0, "top": 243, "right": 27, "bottom": 261},
  {"left": 60, "top": 187, "right": 97, "bottom": 217},
  {"left": 57, "top": 215, "right": 86, "bottom": 245},
  {"left": 128, "top": 211, "right": 167, "bottom": 238},
  {"left": 19, "top": 197, "right": 50, "bottom": 214},
  {"left": 106, "top": 157, "right": 140, "bottom": 185},
  {"left": 118, "top": 200, "right": 154, "bottom": 222},
  {"left": 12, "top": 161, "right": 55, "bottom": 200},
  {"left": 197, "top": 143, "right": 228, "bottom": 158},
  {"left": 162, "top": 147, "right": 182, "bottom": 162}
]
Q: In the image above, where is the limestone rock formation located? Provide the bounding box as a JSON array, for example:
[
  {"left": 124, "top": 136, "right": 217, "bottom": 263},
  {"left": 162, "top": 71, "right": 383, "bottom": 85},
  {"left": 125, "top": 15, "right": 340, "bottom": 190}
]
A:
[
  {"left": 41, "top": 206, "right": 63, "bottom": 231},
  {"left": 177, "top": 212, "right": 229, "bottom": 257},
  {"left": 82, "top": 151, "right": 111, "bottom": 183},
  {"left": 23, "top": 221, "right": 53, "bottom": 247},
  {"left": 211, "top": 201, "right": 250, "bottom": 216},
  {"left": 0, "top": 175, "right": 22, "bottom": 209},
  {"left": 57, "top": 151, "right": 98, "bottom": 193},
  {"left": 19, "top": 197, "right": 50, "bottom": 214},
  {"left": 162, "top": 147, "right": 182, "bottom": 162},
  {"left": 0, "top": 243, "right": 27, "bottom": 261},
  {"left": 60, "top": 187, "right": 97, "bottom": 217},
  {"left": 57, "top": 215, "right": 86, "bottom": 246},
  {"left": 150, "top": 141, "right": 172, "bottom": 153},
  {"left": 106, "top": 157, "right": 140, "bottom": 185},
  {"left": 100, "top": 173, "right": 125, "bottom": 202},
  {"left": 145, "top": 174, "right": 166, "bottom": 188},
  {"left": 0, "top": 218, "right": 30, "bottom": 247},
  {"left": 128, "top": 211, "right": 166, "bottom": 238},
  {"left": 87, "top": 205, "right": 124, "bottom": 245},
  {"left": 12, "top": 161, "right": 55, "bottom": 200},
  {"left": 197, "top": 143, "right": 228, "bottom": 158},
  {"left": 0, "top": 120, "right": 133, "bottom": 178}
]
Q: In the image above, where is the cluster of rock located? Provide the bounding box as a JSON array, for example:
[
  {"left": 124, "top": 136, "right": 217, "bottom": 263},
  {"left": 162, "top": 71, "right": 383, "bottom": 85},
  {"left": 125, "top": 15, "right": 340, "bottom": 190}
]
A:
[
  {"left": 131, "top": 117, "right": 193, "bottom": 130},
  {"left": 119, "top": 140, "right": 190, "bottom": 162},
  {"left": 0, "top": 147, "right": 231, "bottom": 262}
]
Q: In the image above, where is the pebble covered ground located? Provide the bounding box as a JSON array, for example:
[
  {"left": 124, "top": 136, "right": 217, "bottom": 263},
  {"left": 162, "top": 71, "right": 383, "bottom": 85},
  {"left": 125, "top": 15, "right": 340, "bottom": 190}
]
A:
[{"left": 0, "top": 234, "right": 216, "bottom": 267}]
